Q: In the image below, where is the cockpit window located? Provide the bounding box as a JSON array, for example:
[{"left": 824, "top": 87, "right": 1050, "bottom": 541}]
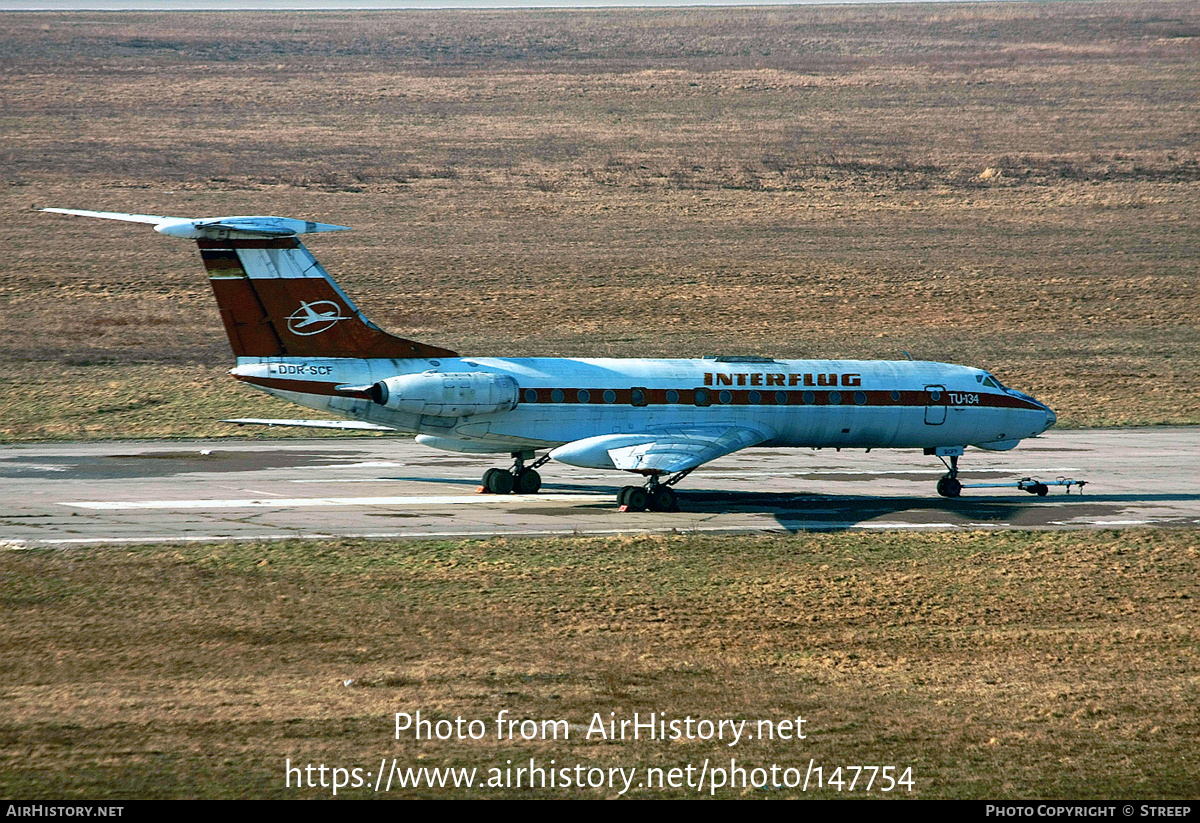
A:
[{"left": 976, "top": 373, "right": 1002, "bottom": 390}]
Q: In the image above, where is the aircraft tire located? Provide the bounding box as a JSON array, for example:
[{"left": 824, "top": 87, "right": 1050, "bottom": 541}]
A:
[
  {"left": 624, "top": 487, "right": 649, "bottom": 512},
  {"left": 514, "top": 468, "right": 541, "bottom": 495},
  {"left": 486, "top": 468, "right": 514, "bottom": 495},
  {"left": 481, "top": 468, "right": 502, "bottom": 493},
  {"left": 1033, "top": 483, "right": 1048, "bottom": 497},
  {"left": 648, "top": 486, "right": 677, "bottom": 512},
  {"left": 936, "top": 477, "right": 962, "bottom": 498}
]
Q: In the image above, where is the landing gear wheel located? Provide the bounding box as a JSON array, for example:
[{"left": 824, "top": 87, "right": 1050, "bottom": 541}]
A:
[
  {"left": 1031, "top": 482, "right": 1049, "bottom": 497},
  {"left": 625, "top": 487, "right": 648, "bottom": 512},
  {"left": 647, "top": 485, "right": 678, "bottom": 512},
  {"left": 936, "top": 476, "right": 962, "bottom": 498},
  {"left": 481, "top": 468, "right": 502, "bottom": 494},
  {"left": 618, "top": 486, "right": 648, "bottom": 512},
  {"left": 513, "top": 468, "right": 541, "bottom": 495},
  {"left": 485, "top": 467, "right": 514, "bottom": 495}
]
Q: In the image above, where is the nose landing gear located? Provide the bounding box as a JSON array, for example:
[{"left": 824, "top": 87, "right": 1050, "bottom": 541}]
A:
[
  {"left": 927, "top": 446, "right": 1087, "bottom": 498},
  {"left": 929, "top": 447, "right": 965, "bottom": 498}
]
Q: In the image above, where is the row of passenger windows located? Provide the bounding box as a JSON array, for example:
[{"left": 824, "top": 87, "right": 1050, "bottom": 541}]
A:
[
  {"left": 522, "top": 389, "right": 901, "bottom": 406},
  {"left": 537, "top": 388, "right": 619, "bottom": 404}
]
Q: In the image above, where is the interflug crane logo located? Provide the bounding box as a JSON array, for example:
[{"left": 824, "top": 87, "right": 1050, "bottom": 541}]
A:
[{"left": 286, "top": 300, "right": 351, "bottom": 336}]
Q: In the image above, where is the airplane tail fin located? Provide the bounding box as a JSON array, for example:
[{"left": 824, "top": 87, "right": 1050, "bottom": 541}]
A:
[{"left": 42, "top": 209, "right": 457, "bottom": 360}]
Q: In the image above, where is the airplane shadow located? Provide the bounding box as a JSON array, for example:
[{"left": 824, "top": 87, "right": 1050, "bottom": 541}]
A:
[
  {"left": 673, "top": 490, "right": 1040, "bottom": 528},
  {"left": 376, "top": 475, "right": 1198, "bottom": 533},
  {"left": 673, "top": 490, "right": 1200, "bottom": 532}
]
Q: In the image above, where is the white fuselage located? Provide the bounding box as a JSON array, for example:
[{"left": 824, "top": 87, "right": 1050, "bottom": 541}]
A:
[{"left": 231, "top": 355, "right": 1056, "bottom": 457}]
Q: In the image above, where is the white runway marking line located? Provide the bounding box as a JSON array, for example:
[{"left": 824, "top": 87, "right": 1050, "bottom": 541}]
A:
[
  {"left": 290, "top": 478, "right": 438, "bottom": 484},
  {"left": 298, "top": 461, "right": 405, "bottom": 470},
  {"left": 61, "top": 493, "right": 612, "bottom": 511}
]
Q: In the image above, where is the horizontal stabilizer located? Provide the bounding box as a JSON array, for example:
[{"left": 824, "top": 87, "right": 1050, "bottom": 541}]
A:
[
  {"left": 41, "top": 208, "right": 168, "bottom": 225},
  {"left": 222, "top": 418, "right": 395, "bottom": 431},
  {"left": 43, "top": 209, "right": 350, "bottom": 239}
]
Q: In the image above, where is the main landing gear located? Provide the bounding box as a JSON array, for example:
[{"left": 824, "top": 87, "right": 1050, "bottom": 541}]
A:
[
  {"left": 480, "top": 451, "right": 549, "bottom": 495},
  {"left": 617, "top": 469, "right": 693, "bottom": 512}
]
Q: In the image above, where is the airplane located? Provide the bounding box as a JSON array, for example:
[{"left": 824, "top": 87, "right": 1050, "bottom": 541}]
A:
[{"left": 43, "top": 208, "right": 1059, "bottom": 512}]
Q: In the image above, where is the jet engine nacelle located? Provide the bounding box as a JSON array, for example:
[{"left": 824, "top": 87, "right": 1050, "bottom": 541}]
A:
[{"left": 369, "top": 372, "right": 519, "bottom": 418}]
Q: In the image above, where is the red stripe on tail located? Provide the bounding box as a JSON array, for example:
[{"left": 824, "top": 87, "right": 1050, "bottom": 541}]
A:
[{"left": 200, "top": 238, "right": 457, "bottom": 359}]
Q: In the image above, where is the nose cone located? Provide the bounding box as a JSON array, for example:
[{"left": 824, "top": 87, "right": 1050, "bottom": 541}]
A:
[
  {"left": 1027, "top": 394, "right": 1056, "bottom": 433},
  {"left": 1009, "top": 388, "right": 1056, "bottom": 434}
]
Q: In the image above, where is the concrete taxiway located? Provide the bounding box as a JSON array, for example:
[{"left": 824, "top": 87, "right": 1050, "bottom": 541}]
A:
[{"left": 1, "top": 428, "right": 1197, "bottom": 546}]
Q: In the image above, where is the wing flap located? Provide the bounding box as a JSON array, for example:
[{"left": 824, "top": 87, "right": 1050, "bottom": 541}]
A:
[
  {"left": 550, "top": 425, "right": 771, "bottom": 474},
  {"left": 607, "top": 426, "right": 771, "bottom": 473}
]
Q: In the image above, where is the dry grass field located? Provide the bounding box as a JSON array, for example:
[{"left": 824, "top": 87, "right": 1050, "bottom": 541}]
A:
[
  {"left": 1, "top": 1, "right": 1198, "bottom": 801},
  {"left": 0, "top": 1, "right": 1197, "bottom": 438},
  {"left": 1, "top": 530, "right": 1197, "bottom": 799}
]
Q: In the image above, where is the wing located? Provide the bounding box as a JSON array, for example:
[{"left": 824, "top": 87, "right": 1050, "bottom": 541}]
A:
[
  {"left": 222, "top": 418, "right": 396, "bottom": 431},
  {"left": 549, "top": 425, "right": 772, "bottom": 475}
]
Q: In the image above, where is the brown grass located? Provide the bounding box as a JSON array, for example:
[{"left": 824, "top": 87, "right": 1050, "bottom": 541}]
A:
[
  {"left": 1, "top": 530, "right": 1196, "bottom": 798},
  {"left": 0, "top": 2, "right": 1197, "bottom": 439}
]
